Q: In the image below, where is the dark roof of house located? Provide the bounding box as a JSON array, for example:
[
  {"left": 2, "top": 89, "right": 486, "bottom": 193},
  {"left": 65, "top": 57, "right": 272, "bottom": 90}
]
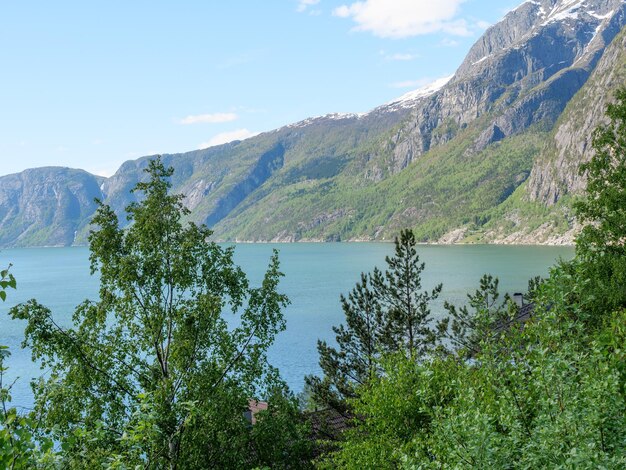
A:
[
  {"left": 494, "top": 302, "right": 535, "bottom": 333},
  {"left": 303, "top": 407, "right": 353, "bottom": 458},
  {"left": 304, "top": 408, "right": 351, "bottom": 441}
]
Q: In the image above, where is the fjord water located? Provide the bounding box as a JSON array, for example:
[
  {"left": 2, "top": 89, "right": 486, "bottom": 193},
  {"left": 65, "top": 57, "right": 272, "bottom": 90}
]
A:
[{"left": 1, "top": 244, "right": 573, "bottom": 408}]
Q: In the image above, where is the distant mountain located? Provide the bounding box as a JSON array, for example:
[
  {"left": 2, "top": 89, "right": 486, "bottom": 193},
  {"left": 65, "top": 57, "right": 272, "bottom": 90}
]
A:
[
  {"left": 1, "top": 0, "right": 625, "bottom": 247},
  {"left": 0, "top": 168, "right": 103, "bottom": 247}
]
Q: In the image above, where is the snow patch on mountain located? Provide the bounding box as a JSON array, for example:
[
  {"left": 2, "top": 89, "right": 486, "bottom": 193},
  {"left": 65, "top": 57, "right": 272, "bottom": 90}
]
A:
[
  {"left": 472, "top": 55, "right": 490, "bottom": 66},
  {"left": 541, "top": 0, "right": 585, "bottom": 26},
  {"left": 384, "top": 76, "right": 453, "bottom": 109},
  {"left": 283, "top": 112, "right": 366, "bottom": 130}
]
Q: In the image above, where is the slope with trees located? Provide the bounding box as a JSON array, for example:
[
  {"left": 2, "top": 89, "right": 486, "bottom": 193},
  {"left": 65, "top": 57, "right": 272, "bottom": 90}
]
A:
[{"left": 2, "top": 2, "right": 626, "bottom": 247}]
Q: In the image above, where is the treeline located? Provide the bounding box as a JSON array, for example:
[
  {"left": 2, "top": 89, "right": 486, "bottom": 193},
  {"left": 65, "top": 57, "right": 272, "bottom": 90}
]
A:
[{"left": 1, "top": 90, "right": 626, "bottom": 468}]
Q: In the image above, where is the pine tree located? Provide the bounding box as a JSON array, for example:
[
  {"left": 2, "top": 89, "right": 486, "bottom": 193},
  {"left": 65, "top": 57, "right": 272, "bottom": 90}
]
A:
[
  {"left": 438, "top": 274, "right": 516, "bottom": 357},
  {"left": 371, "top": 229, "right": 443, "bottom": 359},
  {"left": 306, "top": 229, "right": 442, "bottom": 414},
  {"left": 305, "top": 273, "right": 386, "bottom": 413}
]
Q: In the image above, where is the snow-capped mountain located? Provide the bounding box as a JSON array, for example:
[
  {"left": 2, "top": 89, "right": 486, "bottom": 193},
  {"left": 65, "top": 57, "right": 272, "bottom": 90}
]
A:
[{"left": 1, "top": 0, "right": 625, "bottom": 246}]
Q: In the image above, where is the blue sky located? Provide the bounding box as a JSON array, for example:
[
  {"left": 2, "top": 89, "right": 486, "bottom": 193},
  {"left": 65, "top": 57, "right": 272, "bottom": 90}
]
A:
[{"left": 0, "top": 0, "right": 522, "bottom": 177}]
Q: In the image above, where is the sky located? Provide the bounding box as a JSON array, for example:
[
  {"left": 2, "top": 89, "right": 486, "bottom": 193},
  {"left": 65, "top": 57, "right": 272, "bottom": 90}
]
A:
[{"left": 0, "top": 0, "right": 522, "bottom": 177}]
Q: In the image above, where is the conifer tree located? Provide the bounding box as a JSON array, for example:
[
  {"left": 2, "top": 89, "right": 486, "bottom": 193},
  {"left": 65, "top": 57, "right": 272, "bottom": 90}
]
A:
[
  {"left": 437, "top": 274, "right": 516, "bottom": 357},
  {"left": 371, "top": 229, "right": 443, "bottom": 359},
  {"left": 306, "top": 229, "right": 442, "bottom": 413},
  {"left": 305, "top": 273, "right": 386, "bottom": 413}
]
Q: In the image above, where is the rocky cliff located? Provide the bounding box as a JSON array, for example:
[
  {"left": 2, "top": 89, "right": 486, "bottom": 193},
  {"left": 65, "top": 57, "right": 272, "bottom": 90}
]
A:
[
  {"left": 527, "top": 27, "right": 626, "bottom": 204},
  {"left": 392, "top": 0, "right": 626, "bottom": 164},
  {"left": 1, "top": 0, "right": 625, "bottom": 247},
  {"left": 0, "top": 168, "right": 104, "bottom": 247}
]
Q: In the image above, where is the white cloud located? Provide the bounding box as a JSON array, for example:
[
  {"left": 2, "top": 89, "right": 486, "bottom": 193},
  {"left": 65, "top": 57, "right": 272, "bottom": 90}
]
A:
[
  {"left": 440, "top": 38, "right": 460, "bottom": 47},
  {"left": 333, "top": 0, "right": 471, "bottom": 38},
  {"left": 297, "top": 0, "right": 320, "bottom": 12},
  {"left": 385, "top": 52, "right": 420, "bottom": 61},
  {"left": 180, "top": 113, "right": 238, "bottom": 125},
  {"left": 199, "top": 129, "right": 259, "bottom": 149}
]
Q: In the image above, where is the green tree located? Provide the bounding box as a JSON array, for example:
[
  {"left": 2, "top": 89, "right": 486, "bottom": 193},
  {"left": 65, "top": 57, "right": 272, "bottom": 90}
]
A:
[
  {"left": 10, "top": 158, "right": 308, "bottom": 469},
  {"left": 438, "top": 274, "right": 516, "bottom": 357},
  {"left": 305, "top": 229, "right": 442, "bottom": 417},
  {"left": 1, "top": 267, "right": 58, "bottom": 469},
  {"left": 574, "top": 87, "right": 626, "bottom": 317},
  {"left": 320, "top": 91, "right": 626, "bottom": 469},
  {"left": 326, "top": 305, "right": 626, "bottom": 469},
  {"left": 371, "top": 229, "right": 443, "bottom": 359},
  {"left": 305, "top": 273, "right": 386, "bottom": 414}
]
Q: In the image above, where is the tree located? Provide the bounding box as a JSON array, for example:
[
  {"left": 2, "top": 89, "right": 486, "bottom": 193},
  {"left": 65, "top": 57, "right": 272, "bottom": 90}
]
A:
[
  {"left": 317, "top": 90, "right": 626, "bottom": 470},
  {"left": 438, "top": 274, "right": 517, "bottom": 357},
  {"left": 305, "top": 273, "right": 386, "bottom": 414},
  {"left": 327, "top": 295, "right": 626, "bottom": 469},
  {"left": 574, "top": 87, "right": 626, "bottom": 316},
  {"left": 371, "top": 229, "right": 443, "bottom": 359},
  {"left": 10, "top": 158, "right": 308, "bottom": 469},
  {"left": 1, "top": 267, "right": 58, "bottom": 469},
  {"left": 305, "top": 229, "right": 442, "bottom": 416}
]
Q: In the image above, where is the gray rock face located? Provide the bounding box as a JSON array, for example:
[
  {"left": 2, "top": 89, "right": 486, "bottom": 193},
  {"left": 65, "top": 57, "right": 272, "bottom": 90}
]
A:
[
  {"left": 205, "top": 143, "right": 285, "bottom": 226},
  {"left": 392, "top": 0, "right": 626, "bottom": 166},
  {"left": 526, "top": 26, "right": 626, "bottom": 204},
  {"left": 0, "top": 168, "right": 104, "bottom": 247}
]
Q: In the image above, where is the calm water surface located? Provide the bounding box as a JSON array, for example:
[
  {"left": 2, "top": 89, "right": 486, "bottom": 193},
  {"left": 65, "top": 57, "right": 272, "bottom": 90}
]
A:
[{"left": 0, "top": 243, "right": 573, "bottom": 408}]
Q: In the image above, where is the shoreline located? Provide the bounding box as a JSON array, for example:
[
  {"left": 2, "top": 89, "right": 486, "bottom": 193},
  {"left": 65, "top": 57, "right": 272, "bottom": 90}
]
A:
[{"left": 1, "top": 240, "right": 576, "bottom": 249}]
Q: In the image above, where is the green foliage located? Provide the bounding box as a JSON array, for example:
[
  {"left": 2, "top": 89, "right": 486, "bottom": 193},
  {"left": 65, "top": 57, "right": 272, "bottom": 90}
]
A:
[
  {"left": 306, "top": 229, "right": 442, "bottom": 422},
  {"left": 371, "top": 230, "right": 443, "bottom": 358},
  {"left": 320, "top": 89, "right": 626, "bottom": 469},
  {"left": 320, "top": 353, "right": 459, "bottom": 470},
  {"left": 305, "top": 272, "right": 386, "bottom": 414},
  {"left": 0, "top": 265, "right": 16, "bottom": 302},
  {"left": 438, "top": 274, "right": 517, "bottom": 357},
  {"left": 0, "top": 352, "right": 58, "bottom": 469},
  {"left": 9, "top": 158, "right": 309, "bottom": 469},
  {"left": 215, "top": 122, "right": 545, "bottom": 243},
  {"left": 325, "top": 298, "right": 626, "bottom": 469},
  {"left": 574, "top": 88, "right": 626, "bottom": 317},
  {"left": 250, "top": 385, "right": 313, "bottom": 469},
  {"left": 1, "top": 268, "right": 59, "bottom": 469}
]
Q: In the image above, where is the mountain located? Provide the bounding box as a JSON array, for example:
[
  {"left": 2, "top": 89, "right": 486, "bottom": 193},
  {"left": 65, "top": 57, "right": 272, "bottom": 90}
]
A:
[
  {"left": 0, "top": 168, "right": 104, "bottom": 247},
  {"left": 1, "top": 0, "right": 625, "bottom": 247},
  {"left": 527, "top": 24, "right": 626, "bottom": 205},
  {"left": 471, "top": 22, "right": 626, "bottom": 245}
]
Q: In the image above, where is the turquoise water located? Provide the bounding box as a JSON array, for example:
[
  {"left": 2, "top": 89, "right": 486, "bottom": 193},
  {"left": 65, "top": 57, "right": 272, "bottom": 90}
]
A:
[{"left": 0, "top": 244, "right": 573, "bottom": 408}]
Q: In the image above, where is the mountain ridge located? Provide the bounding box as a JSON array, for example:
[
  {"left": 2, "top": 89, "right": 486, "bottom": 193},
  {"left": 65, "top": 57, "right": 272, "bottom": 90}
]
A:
[{"left": 1, "top": 0, "right": 625, "bottom": 248}]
